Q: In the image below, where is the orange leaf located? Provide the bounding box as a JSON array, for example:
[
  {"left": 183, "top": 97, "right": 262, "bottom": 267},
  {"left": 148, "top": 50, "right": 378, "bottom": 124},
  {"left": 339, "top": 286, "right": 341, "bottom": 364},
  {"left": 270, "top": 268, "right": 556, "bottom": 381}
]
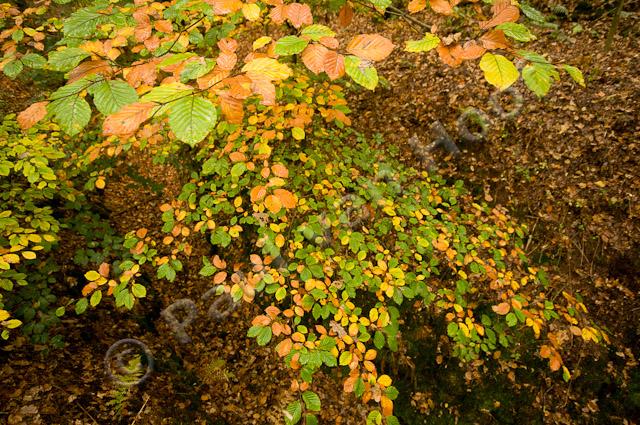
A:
[
  {"left": 539, "top": 345, "right": 551, "bottom": 359},
  {"left": 212, "top": 255, "right": 226, "bottom": 268},
  {"left": 437, "top": 44, "right": 462, "bottom": 68},
  {"left": 324, "top": 51, "right": 345, "bottom": 80},
  {"left": 265, "top": 194, "right": 282, "bottom": 213},
  {"left": 216, "top": 51, "right": 237, "bottom": 71},
  {"left": 284, "top": 3, "right": 312, "bottom": 28},
  {"left": 154, "top": 19, "right": 173, "bottom": 33},
  {"left": 252, "top": 315, "right": 272, "bottom": 326},
  {"left": 271, "top": 163, "right": 289, "bottom": 178},
  {"left": 338, "top": 3, "right": 354, "bottom": 27},
  {"left": 103, "top": 102, "right": 155, "bottom": 136},
  {"left": 408, "top": 0, "right": 426, "bottom": 13},
  {"left": 549, "top": 352, "right": 562, "bottom": 371},
  {"left": 343, "top": 375, "right": 357, "bottom": 393},
  {"left": 480, "top": 0, "right": 520, "bottom": 29},
  {"left": 450, "top": 40, "right": 486, "bottom": 60},
  {"left": 269, "top": 4, "right": 286, "bottom": 24},
  {"left": 265, "top": 306, "right": 281, "bottom": 318},
  {"left": 274, "top": 189, "right": 297, "bottom": 209},
  {"left": 249, "top": 75, "right": 276, "bottom": 106},
  {"left": 219, "top": 93, "right": 244, "bottom": 124},
  {"left": 302, "top": 44, "right": 329, "bottom": 75},
  {"left": 492, "top": 302, "right": 510, "bottom": 315},
  {"left": 229, "top": 151, "right": 246, "bottom": 162},
  {"left": 214, "top": 271, "right": 228, "bottom": 284},
  {"left": 98, "top": 262, "right": 110, "bottom": 277},
  {"left": 218, "top": 38, "right": 238, "bottom": 53},
  {"left": 276, "top": 338, "right": 293, "bottom": 357},
  {"left": 124, "top": 59, "right": 159, "bottom": 88},
  {"left": 17, "top": 101, "right": 48, "bottom": 130},
  {"left": 250, "top": 185, "right": 267, "bottom": 202},
  {"left": 381, "top": 396, "right": 394, "bottom": 416},
  {"left": 346, "top": 34, "right": 394, "bottom": 62},
  {"left": 319, "top": 37, "right": 339, "bottom": 49},
  {"left": 430, "top": 0, "right": 453, "bottom": 15},
  {"left": 480, "top": 29, "right": 511, "bottom": 50}
]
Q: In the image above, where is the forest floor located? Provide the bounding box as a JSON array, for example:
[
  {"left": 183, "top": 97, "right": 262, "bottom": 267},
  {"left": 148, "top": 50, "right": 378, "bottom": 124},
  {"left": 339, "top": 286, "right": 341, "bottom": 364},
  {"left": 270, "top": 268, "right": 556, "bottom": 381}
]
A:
[{"left": 1, "top": 2, "right": 639, "bottom": 425}]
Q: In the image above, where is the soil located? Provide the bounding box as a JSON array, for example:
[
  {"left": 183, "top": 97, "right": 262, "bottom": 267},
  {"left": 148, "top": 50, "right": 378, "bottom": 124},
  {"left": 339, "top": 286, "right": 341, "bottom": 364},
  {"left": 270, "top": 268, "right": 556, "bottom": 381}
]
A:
[{"left": 1, "top": 2, "right": 639, "bottom": 424}]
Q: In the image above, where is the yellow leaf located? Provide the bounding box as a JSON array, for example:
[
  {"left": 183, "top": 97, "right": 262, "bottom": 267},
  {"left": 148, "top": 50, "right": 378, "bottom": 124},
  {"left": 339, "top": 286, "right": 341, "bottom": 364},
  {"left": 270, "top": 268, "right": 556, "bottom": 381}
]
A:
[
  {"left": 95, "top": 177, "right": 106, "bottom": 189},
  {"left": 292, "top": 127, "right": 305, "bottom": 140},
  {"left": 242, "top": 3, "right": 261, "bottom": 21},
  {"left": 479, "top": 53, "right": 519, "bottom": 91},
  {"left": 253, "top": 36, "right": 272, "bottom": 50},
  {"left": 242, "top": 58, "right": 292, "bottom": 81},
  {"left": 85, "top": 270, "right": 101, "bottom": 281},
  {"left": 22, "top": 251, "right": 36, "bottom": 260},
  {"left": 0, "top": 310, "right": 10, "bottom": 321},
  {"left": 377, "top": 374, "right": 392, "bottom": 387}
]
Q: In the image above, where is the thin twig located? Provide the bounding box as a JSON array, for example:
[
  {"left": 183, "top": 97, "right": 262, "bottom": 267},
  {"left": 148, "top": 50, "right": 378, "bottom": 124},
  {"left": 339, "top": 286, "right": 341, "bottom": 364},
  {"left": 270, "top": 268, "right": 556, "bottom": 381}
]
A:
[{"left": 130, "top": 394, "right": 150, "bottom": 425}]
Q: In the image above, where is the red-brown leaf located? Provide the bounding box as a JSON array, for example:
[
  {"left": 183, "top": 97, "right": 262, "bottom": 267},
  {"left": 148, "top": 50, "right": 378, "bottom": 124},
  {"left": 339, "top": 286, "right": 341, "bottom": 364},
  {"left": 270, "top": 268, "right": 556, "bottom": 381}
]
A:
[
  {"left": 323, "top": 51, "right": 345, "bottom": 80},
  {"left": 102, "top": 102, "right": 155, "bottom": 136},
  {"left": 480, "top": 0, "right": 520, "bottom": 29},
  {"left": 284, "top": 3, "right": 312, "bottom": 28},
  {"left": 480, "top": 29, "right": 511, "bottom": 50},
  {"left": 17, "top": 101, "right": 48, "bottom": 130},
  {"left": 338, "top": 3, "right": 354, "bottom": 27}
]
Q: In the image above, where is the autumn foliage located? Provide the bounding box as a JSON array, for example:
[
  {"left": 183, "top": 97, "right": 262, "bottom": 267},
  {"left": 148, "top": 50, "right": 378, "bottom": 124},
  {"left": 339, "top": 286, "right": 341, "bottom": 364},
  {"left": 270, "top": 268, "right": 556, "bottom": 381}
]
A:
[{"left": 0, "top": 0, "right": 596, "bottom": 422}]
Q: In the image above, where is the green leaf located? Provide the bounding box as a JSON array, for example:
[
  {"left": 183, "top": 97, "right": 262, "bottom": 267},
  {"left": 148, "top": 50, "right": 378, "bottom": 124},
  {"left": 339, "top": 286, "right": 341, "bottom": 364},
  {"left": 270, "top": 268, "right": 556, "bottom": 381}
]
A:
[
  {"left": 302, "top": 390, "right": 321, "bottom": 411},
  {"left": 506, "top": 312, "right": 517, "bottom": 327},
  {"left": 131, "top": 283, "right": 147, "bottom": 298},
  {"left": 284, "top": 400, "right": 302, "bottom": 425},
  {"left": 180, "top": 58, "right": 215, "bottom": 82},
  {"left": 447, "top": 322, "right": 459, "bottom": 337},
  {"left": 140, "top": 82, "right": 194, "bottom": 103},
  {"left": 522, "top": 63, "right": 553, "bottom": 97},
  {"left": 367, "top": 0, "right": 392, "bottom": 11},
  {"left": 48, "top": 48, "right": 90, "bottom": 72},
  {"left": 275, "top": 286, "right": 287, "bottom": 301},
  {"left": 168, "top": 96, "right": 217, "bottom": 146},
  {"left": 50, "top": 95, "right": 91, "bottom": 136},
  {"left": 304, "top": 414, "right": 319, "bottom": 425},
  {"left": 3, "top": 60, "right": 23, "bottom": 79},
  {"left": 63, "top": 7, "right": 106, "bottom": 37},
  {"left": 373, "top": 330, "right": 385, "bottom": 349},
  {"left": 230, "top": 162, "right": 246, "bottom": 177},
  {"left": 562, "top": 64, "right": 585, "bottom": 87},
  {"left": 301, "top": 25, "right": 335, "bottom": 41},
  {"left": 496, "top": 23, "right": 537, "bottom": 42},
  {"left": 366, "top": 410, "right": 383, "bottom": 425},
  {"left": 75, "top": 298, "right": 88, "bottom": 314},
  {"left": 90, "top": 290, "right": 102, "bottom": 307},
  {"left": 274, "top": 36, "right": 309, "bottom": 56},
  {"left": 21, "top": 53, "right": 47, "bottom": 69},
  {"left": 345, "top": 55, "right": 378, "bottom": 90},
  {"left": 405, "top": 33, "right": 440, "bottom": 53},
  {"left": 479, "top": 53, "right": 519, "bottom": 91},
  {"left": 89, "top": 79, "right": 139, "bottom": 115},
  {"left": 520, "top": 3, "right": 546, "bottom": 23},
  {"left": 387, "top": 416, "right": 401, "bottom": 425},
  {"left": 202, "top": 157, "right": 229, "bottom": 176},
  {"left": 256, "top": 326, "right": 272, "bottom": 346}
]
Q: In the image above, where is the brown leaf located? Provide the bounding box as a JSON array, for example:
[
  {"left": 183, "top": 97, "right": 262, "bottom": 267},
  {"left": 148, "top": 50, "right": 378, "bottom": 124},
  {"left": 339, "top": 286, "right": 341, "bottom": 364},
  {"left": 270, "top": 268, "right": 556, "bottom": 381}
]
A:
[
  {"left": 450, "top": 40, "right": 486, "bottom": 60},
  {"left": 17, "top": 101, "right": 48, "bottom": 130},
  {"left": 480, "top": 29, "right": 511, "bottom": 50},
  {"left": 338, "top": 3, "right": 354, "bottom": 27},
  {"left": 437, "top": 44, "right": 462, "bottom": 67},
  {"left": 102, "top": 102, "right": 155, "bottom": 136},
  {"left": 68, "top": 60, "right": 112, "bottom": 83},
  {"left": 346, "top": 34, "right": 394, "bottom": 62}
]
